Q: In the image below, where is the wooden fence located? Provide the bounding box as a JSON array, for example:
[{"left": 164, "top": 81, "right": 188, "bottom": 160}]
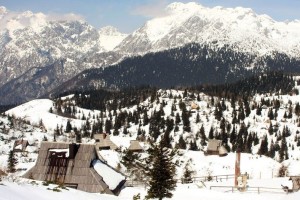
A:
[
  {"left": 125, "top": 174, "right": 235, "bottom": 187},
  {"left": 209, "top": 186, "right": 288, "bottom": 194}
]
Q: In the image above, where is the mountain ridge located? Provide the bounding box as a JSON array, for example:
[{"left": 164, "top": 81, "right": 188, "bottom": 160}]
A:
[{"left": 1, "top": 2, "right": 300, "bottom": 105}]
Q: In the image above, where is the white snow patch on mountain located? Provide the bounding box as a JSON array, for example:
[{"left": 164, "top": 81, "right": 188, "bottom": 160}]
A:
[
  {"left": 118, "top": 2, "right": 300, "bottom": 57},
  {"left": 99, "top": 26, "right": 128, "bottom": 51}
]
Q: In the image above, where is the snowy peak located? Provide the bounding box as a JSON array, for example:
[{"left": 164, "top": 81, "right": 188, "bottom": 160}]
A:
[
  {"left": 166, "top": 2, "right": 203, "bottom": 14},
  {"left": 99, "top": 26, "right": 128, "bottom": 51},
  {"left": 0, "top": 7, "right": 126, "bottom": 104},
  {"left": 99, "top": 26, "right": 123, "bottom": 36},
  {"left": 117, "top": 2, "right": 300, "bottom": 57},
  {"left": 0, "top": 7, "right": 47, "bottom": 33}
]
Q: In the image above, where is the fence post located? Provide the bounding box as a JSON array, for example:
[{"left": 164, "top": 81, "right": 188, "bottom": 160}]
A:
[{"left": 258, "top": 187, "right": 260, "bottom": 194}]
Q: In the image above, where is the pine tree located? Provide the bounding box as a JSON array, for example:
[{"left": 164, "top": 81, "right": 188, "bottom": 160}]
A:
[
  {"left": 65, "top": 120, "right": 72, "bottom": 133},
  {"left": 208, "top": 126, "right": 214, "bottom": 139},
  {"left": 195, "top": 113, "right": 200, "bottom": 123},
  {"left": 177, "top": 135, "right": 187, "bottom": 149},
  {"left": 7, "top": 150, "right": 18, "bottom": 173},
  {"left": 175, "top": 113, "right": 181, "bottom": 124},
  {"left": 189, "top": 140, "right": 198, "bottom": 151},
  {"left": 268, "top": 140, "right": 276, "bottom": 158},
  {"left": 279, "top": 136, "right": 288, "bottom": 162},
  {"left": 256, "top": 105, "right": 262, "bottom": 116},
  {"left": 199, "top": 125, "right": 207, "bottom": 146},
  {"left": 146, "top": 140, "right": 177, "bottom": 200},
  {"left": 268, "top": 122, "right": 273, "bottom": 135},
  {"left": 105, "top": 119, "right": 112, "bottom": 134},
  {"left": 182, "top": 161, "right": 194, "bottom": 184},
  {"left": 258, "top": 135, "right": 268, "bottom": 156},
  {"left": 121, "top": 149, "right": 141, "bottom": 178}
]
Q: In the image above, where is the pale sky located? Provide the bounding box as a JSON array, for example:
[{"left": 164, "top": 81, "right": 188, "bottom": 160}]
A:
[{"left": 1, "top": 0, "right": 300, "bottom": 33}]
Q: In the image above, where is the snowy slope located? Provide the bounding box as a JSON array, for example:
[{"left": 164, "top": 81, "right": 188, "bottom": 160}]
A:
[
  {"left": 99, "top": 26, "right": 128, "bottom": 51},
  {"left": 117, "top": 2, "right": 300, "bottom": 57},
  {"left": 3, "top": 85, "right": 300, "bottom": 175},
  {"left": 2, "top": 87, "right": 300, "bottom": 199},
  {"left": 1, "top": 177, "right": 300, "bottom": 200}
]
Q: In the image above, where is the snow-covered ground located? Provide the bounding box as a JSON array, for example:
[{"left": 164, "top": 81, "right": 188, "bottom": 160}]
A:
[
  {"left": 1, "top": 87, "right": 300, "bottom": 199},
  {"left": 0, "top": 177, "right": 300, "bottom": 200}
]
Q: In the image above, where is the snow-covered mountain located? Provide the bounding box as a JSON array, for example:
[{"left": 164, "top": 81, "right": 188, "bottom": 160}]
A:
[
  {"left": 1, "top": 2, "right": 300, "bottom": 105},
  {"left": 0, "top": 6, "right": 127, "bottom": 88},
  {"left": 99, "top": 26, "right": 128, "bottom": 51},
  {"left": 0, "top": 6, "right": 128, "bottom": 104},
  {"left": 116, "top": 2, "right": 300, "bottom": 57}
]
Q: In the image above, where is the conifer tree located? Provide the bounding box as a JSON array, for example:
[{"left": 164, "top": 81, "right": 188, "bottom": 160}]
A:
[
  {"left": 258, "top": 135, "right": 268, "bottom": 156},
  {"left": 65, "top": 120, "right": 72, "bottom": 133},
  {"left": 195, "top": 113, "right": 200, "bottom": 123},
  {"left": 121, "top": 149, "right": 141, "bottom": 178},
  {"left": 256, "top": 105, "right": 262, "bottom": 116},
  {"left": 182, "top": 161, "right": 194, "bottom": 184},
  {"left": 177, "top": 135, "right": 187, "bottom": 149},
  {"left": 268, "top": 140, "right": 276, "bottom": 158},
  {"left": 208, "top": 126, "right": 214, "bottom": 139},
  {"left": 199, "top": 125, "right": 207, "bottom": 146},
  {"left": 189, "top": 140, "right": 199, "bottom": 151},
  {"left": 268, "top": 122, "right": 273, "bottom": 135},
  {"left": 146, "top": 140, "right": 176, "bottom": 200},
  {"left": 105, "top": 119, "right": 112, "bottom": 134},
  {"left": 175, "top": 113, "right": 181, "bottom": 124},
  {"left": 7, "top": 150, "right": 18, "bottom": 173}
]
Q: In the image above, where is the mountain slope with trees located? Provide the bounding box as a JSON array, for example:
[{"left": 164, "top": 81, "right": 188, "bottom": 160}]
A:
[{"left": 49, "top": 43, "right": 300, "bottom": 97}]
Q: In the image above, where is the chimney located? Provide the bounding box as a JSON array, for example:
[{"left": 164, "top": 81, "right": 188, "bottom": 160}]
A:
[{"left": 69, "top": 143, "right": 79, "bottom": 159}]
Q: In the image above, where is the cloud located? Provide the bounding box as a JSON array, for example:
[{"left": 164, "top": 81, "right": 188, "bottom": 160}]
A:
[
  {"left": 46, "top": 12, "right": 85, "bottom": 22},
  {"left": 130, "top": 0, "right": 169, "bottom": 18},
  {"left": 0, "top": 6, "right": 85, "bottom": 31}
]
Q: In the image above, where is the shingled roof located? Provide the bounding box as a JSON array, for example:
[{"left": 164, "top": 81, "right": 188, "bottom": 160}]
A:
[
  {"left": 94, "top": 133, "right": 118, "bottom": 150},
  {"left": 23, "top": 142, "right": 125, "bottom": 195},
  {"left": 128, "top": 140, "right": 143, "bottom": 152},
  {"left": 206, "top": 139, "right": 228, "bottom": 156}
]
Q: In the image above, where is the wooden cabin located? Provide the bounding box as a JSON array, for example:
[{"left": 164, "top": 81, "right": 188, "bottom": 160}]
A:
[
  {"left": 0, "top": 169, "right": 7, "bottom": 177},
  {"left": 128, "top": 140, "right": 143, "bottom": 152},
  {"left": 23, "top": 142, "right": 126, "bottom": 195},
  {"left": 13, "top": 139, "right": 29, "bottom": 152},
  {"left": 190, "top": 102, "right": 199, "bottom": 110},
  {"left": 205, "top": 139, "right": 228, "bottom": 157},
  {"left": 94, "top": 133, "right": 118, "bottom": 150},
  {"left": 290, "top": 176, "right": 300, "bottom": 191}
]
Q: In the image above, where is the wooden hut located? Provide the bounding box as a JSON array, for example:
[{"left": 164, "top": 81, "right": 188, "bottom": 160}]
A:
[
  {"left": 0, "top": 169, "right": 7, "bottom": 176},
  {"left": 190, "top": 102, "right": 199, "bottom": 110},
  {"left": 128, "top": 140, "right": 143, "bottom": 152},
  {"left": 23, "top": 142, "right": 126, "bottom": 195},
  {"left": 94, "top": 133, "right": 118, "bottom": 150},
  {"left": 13, "top": 139, "right": 29, "bottom": 152},
  {"left": 289, "top": 176, "right": 300, "bottom": 191},
  {"left": 205, "top": 139, "right": 228, "bottom": 157}
]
